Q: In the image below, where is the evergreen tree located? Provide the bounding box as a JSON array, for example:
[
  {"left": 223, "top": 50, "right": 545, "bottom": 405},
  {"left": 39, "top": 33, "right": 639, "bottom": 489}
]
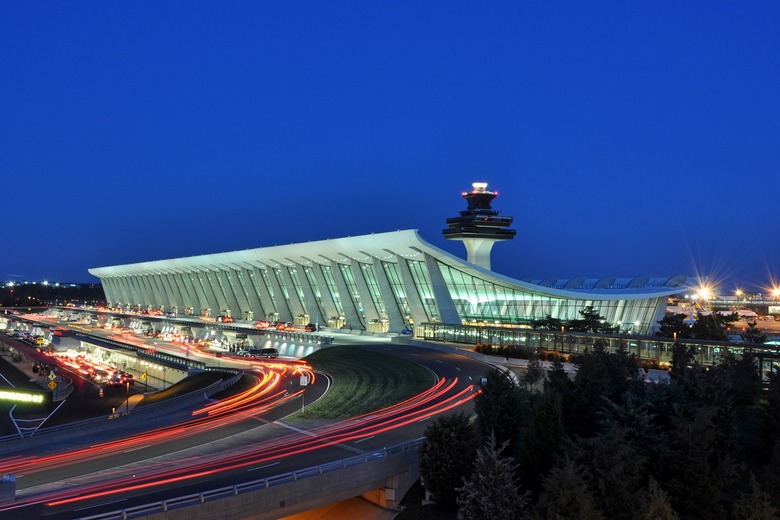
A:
[
  {"left": 741, "top": 321, "right": 768, "bottom": 344},
  {"left": 758, "top": 442, "right": 780, "bottom": 514},
  {"left": 419, "top": 412, "right": 478, "bottom": 510},
  {"left": 570, "top": 346, "right": 640, "bottom": 437},
  {"left": 656, "top": 313, "right": 693, "bottom": 339},
  {"left": 670, "top": 341, "right": 697, "bottom": 384},
  {"left": 474, "top": 368, "right": 524, "bottom": 456},
  {"left": 659, "top": 405, "right": 736, "bottom": 519},
  {"left": 710, "top": 352, "right": 762, "bottom": 408},
  {"left": 732, "top": 474, "right": 777, "bottom": 520},
  {"left": 544, "top": 356, "right": 573, "bottom": 395},
  {"left": 520, "top": 390, "right": 566, "bottom": 494},
  {"left": 567, "top": 305, "right": 616, "bottom": 333},
  {"left": 637, "top": 478, "right": 680, "bottom": 520},
  {"left": 570, "top": 426, "right": 647, "bottom": 520},
  {"left": 534, "top": 457, "right": 603, "bottom": 520},
  {"left": 691, "top": 311, "right": 738, "bottom": 341},
  {"left": 532, "top": 314, "right": 563, "bottom": 330},
  {"left": 522, "top": 359, "right": 546, "bottom": 393},
  {"left": 456, "top": 435, "right": 530, "bottom": 520}
]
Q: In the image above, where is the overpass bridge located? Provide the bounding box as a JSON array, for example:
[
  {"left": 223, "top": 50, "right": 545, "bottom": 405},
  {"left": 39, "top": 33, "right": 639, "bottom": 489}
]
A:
[{"left": 80, "top": 440, "right": 421, "bottom": 520}]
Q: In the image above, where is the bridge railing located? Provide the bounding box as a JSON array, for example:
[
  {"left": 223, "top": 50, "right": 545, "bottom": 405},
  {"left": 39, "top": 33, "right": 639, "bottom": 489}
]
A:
[{"left": 78, "top": 437, "right": 425, "bottom": 520}]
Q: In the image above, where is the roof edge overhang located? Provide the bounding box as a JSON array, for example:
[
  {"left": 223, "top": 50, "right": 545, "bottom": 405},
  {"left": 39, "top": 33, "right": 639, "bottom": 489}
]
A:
[{"left": 89, "top": 229, "right": 691, "bottom": 301}]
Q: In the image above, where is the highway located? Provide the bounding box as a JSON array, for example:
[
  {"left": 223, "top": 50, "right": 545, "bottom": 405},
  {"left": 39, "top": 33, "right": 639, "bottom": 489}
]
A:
[{"left": 0, "top": 336, "right": 490, "bottom": 519}]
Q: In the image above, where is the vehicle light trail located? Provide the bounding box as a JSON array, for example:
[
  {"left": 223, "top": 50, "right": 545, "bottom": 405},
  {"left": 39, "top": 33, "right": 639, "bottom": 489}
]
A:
[
  {"left": 0, "top": 349, "right": 481, "bottom": 518},
  {"left": 0, "top": 367, "right": 290, "bottom": 476},
  {"left": 31, "top": 378, "right": 477, "bottom": 510}
]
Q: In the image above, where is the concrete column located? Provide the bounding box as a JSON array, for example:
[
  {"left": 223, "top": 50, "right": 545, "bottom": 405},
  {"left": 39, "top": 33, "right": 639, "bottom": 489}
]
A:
[
  {"left": 173, "top": 271, "right": 198, "bottom": 310},
  {"left": 160, "top": 271, "right": 186, "bottom": 312},
  {"left": 128, "top": 276, "right": 146, "bottom": 306},
  {"left": 278, "top": 265, "right": 305, "bottom": 319},
  {"left": 117, "top": 276, "right": 135, "bottom": 306},
  {"left": 349, "top": 259, "right": 380, "bottom": 322},
  {"left": 423, "top": 253, "right": 461, "bottom": 324},
  {"left": 293, "top": 262, "right": 323, "bottom": 324},
  {"left": 394, "top": 255, "right": 428, "bottom": 328},
  {"left": 236, "top": 268, "right": 266, "bottom": 320},
  {"left": 101, "top": 278, "right": 121, "bottom": 306},
  {"left": 211, "top": 268, "right": 242, "bottom": 318},
  {"left": 138, "top": 275, "right": 160, "bottom": 308},
  {"left": 152, "top": 273, "right": 177, "bottom": 310},
  {"left": 201, "top": 271, "right": 228, "bottom": 315},
  {"left": 182, "top": 270, "right": 211, "bottom": 314},
  {"left": 310, "top": 263, "right": 339, "bottom": 324},
  {"left": 265, "top": 265, "right": 293, "bottom": 322},
  {"left": 249, "top": 266, "right": 275, "bottom": 319},
  {"left": 229, "top": 268, "right": 255, "bottom": 320}
]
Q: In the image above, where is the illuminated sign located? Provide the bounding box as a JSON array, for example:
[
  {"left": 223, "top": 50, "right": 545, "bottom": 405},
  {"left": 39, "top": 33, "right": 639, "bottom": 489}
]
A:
[
  {"left": 769, "top": 306, "right": 780, "bottom": 315},
  {"left": 0, "top": 390, "right": 46, "bottom": 404}
]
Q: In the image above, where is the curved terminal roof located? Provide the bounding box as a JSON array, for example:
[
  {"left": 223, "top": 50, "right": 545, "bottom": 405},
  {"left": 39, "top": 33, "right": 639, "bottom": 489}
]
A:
[{"left": 90, "top": 229, "right": 691, "bottom": 302}]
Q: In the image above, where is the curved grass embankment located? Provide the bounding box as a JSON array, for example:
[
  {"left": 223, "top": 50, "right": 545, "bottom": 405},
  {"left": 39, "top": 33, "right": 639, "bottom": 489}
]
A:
[{"left": 292, "top": 346, "right": 434, "bottom": 421}]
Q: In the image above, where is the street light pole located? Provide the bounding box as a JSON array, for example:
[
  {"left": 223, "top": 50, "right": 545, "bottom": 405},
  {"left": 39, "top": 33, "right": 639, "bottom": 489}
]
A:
[
  {"left": 561, "top": 325, "right": 565, "bottom": 351},
  {"left": 125, "top": 382, "right": 130, "bottom": 413}
]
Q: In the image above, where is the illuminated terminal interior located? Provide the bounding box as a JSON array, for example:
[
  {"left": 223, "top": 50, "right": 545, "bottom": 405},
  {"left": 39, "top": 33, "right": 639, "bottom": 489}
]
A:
[{"left": 89, "top": 183, "right": 691, "bottom": 336}]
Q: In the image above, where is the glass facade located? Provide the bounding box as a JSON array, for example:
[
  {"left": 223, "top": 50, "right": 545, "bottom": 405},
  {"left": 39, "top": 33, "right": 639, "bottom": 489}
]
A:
[
  {"left": 339, "top": 264, "right": 367, "bottom": 325},
  {"left": 382, "top": 261, "right": 411, "bottom": 320},
  {"left": 360, "top": 262, "right": 387, "bottom": 319},
  {"left": 406, "top": 259, "right": 438, "bottom": 322},
  {"left": 320, "top": 265, "right": 344, "bottom": 317},
  {"left": 303, "top": 266, "right": 327, "bottom": 322}
]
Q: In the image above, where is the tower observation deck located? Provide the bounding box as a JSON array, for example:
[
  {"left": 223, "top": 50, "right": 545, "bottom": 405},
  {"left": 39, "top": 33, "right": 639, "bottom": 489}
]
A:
[{"left": 442, "top": 182, "right": 515, "bottom": 270}]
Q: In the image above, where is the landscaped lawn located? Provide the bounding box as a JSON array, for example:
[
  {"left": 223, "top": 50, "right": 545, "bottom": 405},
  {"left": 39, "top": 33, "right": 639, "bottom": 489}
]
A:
[{"left": 292, "top": 346, "right": 434, "bottom": 420}]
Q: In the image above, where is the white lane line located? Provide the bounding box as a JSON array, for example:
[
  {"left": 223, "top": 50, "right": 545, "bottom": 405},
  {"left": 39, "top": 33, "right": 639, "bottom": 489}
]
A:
[
  {"left": 123, "top": 445, "right": 151, "bottom": 453},
  {"left": 248, "top": 462, "right": 281, "bottom": 472},
  {"left": 74, "top": 498, "right": 127, "bottom": 511},
  {"left": 354, "top": 436, "right": 375, "bottom": 444}
]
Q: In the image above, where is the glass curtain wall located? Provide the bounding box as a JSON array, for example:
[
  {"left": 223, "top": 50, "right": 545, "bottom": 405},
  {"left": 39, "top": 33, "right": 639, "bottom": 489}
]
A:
[
  {"left": 381, "top": 261, "right": 412, "bottom": 322},
  {"left": 437, "top": 262, "right": 662, "bottom": 332},
  {"left": 302, "top": 266, "right": 327, "bottom": 323},
  {"left": 406, "top": 259, "right": 438, "bottom": 322},
  {"left": 320, "top": 265, "right": 344, "bottom": 317},
  {"left": 338, "top": 264, "right": 367, "bottom": 325}
]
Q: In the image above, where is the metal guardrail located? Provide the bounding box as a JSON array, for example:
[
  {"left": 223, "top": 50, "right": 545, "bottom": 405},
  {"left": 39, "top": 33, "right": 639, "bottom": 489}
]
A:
[{"left": 78, "top": 437, "right": 425, "bottom": 520}]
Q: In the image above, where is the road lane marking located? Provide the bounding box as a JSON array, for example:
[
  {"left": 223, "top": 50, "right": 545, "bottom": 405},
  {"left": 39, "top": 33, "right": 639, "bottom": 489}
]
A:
[
  {"left": 248, "top": 462, "right": 281, "bottom": 472},
  {"left": 123, "top": 445, "right": 151, "bottom": 453},
  {"left": 354, "top": 436, "right": 375, "bottom": 443},
  {"left": 73, "top": 498, "right": 127, "bottom": 511}
]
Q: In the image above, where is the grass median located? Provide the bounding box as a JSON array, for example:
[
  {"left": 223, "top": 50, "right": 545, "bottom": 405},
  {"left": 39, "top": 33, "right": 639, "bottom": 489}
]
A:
[{"left": 291, "top": 346, "right": 434, "bottom": 421}]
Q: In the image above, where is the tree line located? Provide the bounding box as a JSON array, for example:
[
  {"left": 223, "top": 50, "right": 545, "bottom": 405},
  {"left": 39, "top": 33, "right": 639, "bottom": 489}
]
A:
[
  {"left": 418, "top": 341, "right": 780, "bottom": 519},
  {"left": 657, "top": 311, "right": 768, "bottom": 344}
]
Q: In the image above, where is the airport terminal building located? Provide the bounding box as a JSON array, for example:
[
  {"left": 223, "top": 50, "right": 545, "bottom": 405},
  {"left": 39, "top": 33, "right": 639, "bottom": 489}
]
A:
[{"left": 88, "top": 184, "right": 690, "bottom": 335}]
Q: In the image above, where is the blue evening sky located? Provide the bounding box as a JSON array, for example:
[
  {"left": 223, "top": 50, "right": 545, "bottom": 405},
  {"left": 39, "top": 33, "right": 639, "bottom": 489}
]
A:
[{"left": 2, "top": 2, "right": 779, "bottom": 295}]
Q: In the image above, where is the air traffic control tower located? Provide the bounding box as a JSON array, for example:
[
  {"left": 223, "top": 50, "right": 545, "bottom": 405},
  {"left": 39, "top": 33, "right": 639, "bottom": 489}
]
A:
[{"left": 442, "top": 182, "right": 516, "bottom": 270}]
